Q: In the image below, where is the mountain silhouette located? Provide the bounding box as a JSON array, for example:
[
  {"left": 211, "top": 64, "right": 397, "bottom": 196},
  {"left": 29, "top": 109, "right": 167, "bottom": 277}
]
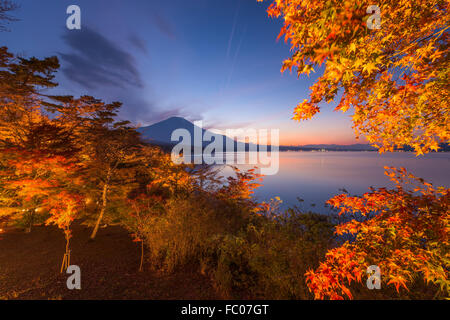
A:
[
  {"left": 137, "top": 117, "right": 246, "bottom": 150},
  {"left": 138, "top": 117, "right": 202, "bottom": 145}
]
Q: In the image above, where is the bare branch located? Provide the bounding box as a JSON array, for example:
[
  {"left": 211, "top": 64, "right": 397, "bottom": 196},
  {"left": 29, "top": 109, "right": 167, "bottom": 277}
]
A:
[{"left": 0, "top": 0, "right": 19, "bottom": 32}]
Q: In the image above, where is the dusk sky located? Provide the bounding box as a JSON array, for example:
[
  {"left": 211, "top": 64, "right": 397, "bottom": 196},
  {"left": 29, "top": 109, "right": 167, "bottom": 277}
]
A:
[{"left": 2, "top": 0, "right": 363, "bottom": 145}]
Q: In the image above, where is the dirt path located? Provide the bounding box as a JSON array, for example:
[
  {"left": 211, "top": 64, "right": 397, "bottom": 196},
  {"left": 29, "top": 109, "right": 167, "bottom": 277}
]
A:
[{"left": 0, "top": 223, "right": 220, "bottom": 300}]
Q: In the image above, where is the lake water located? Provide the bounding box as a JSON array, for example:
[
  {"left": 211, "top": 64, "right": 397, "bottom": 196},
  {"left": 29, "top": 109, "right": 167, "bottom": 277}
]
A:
[{"left": 211, "top": 152, "right": 450, "bottom": 214}]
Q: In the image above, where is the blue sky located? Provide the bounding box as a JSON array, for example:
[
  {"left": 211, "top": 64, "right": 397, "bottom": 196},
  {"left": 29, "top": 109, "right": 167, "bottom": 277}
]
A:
[{"left": 1, "top": 0, "right": 361, "bottom": 145}]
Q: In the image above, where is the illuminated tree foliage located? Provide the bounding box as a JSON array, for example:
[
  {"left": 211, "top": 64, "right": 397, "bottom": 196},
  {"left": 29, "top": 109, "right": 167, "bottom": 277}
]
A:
[
  {"left": 0, "top": 86, "right": 82, "bottom": 231},
  {"left": 125, "top": 194, "right": 164, "bottom": 272},
  {"left": 69, "top": 98, "right": 142, "bottom": 240},
  {"left": 0, "top": 47, "right": 59, "bottom": 147},
  {"left": 217, "top": 167, "right": 263, "bottom": 204},
  {"left": 257, "top": 0, "right": 450, "bottom": 299},
  {"left": 305, "top": 167, "right": 449, "bottom": 299},
  {"left": 258, "top": 0, "right": 449, "bottom": 154},
  {"left": 4, "top": 148, "right": 84, "bottom": 271}
]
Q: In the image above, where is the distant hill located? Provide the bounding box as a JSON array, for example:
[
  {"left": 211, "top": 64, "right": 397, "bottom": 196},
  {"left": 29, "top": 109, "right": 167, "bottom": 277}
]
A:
[
  {"left": 399, "top": 143, "right": 450, "bottom": 152},
  {"left": 301, "top": 144, "right": 377, "bottom": 151},
  {"left": 278, "top": 144, "right": 377, "bottom": 152}
]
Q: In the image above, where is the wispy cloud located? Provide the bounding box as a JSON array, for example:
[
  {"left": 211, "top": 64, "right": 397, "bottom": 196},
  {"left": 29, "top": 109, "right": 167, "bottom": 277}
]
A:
[
  {"left": 128, "top": 34, "right": 149, "bottom": 55},
  {"left": 60, "top": 27, "right": 142, "bottom": 90},
  {"left": 226, "top": 26, "right": 246, "bottom": 88},
  {"left": 151, "top": 12, "right": 176, "bottom": 40},
  {"left": 226, "top": 0, "right": 241, "bottom": 60},
  {"left": 58, "top": 27, "right": 203, "bottom": 125}
]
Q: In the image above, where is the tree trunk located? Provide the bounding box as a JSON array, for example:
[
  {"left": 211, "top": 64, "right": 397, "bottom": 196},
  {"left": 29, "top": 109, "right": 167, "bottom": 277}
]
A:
[
  {"left": 61, "top": 233, "right": 71, "bottom": 273},
  {"left": 139, "top": 240, "right": 144, "bottom": 272},
  {"left": 26, "top": 211, "right": 34, "bottom": 233},
  {"left": 90, "top": 172, "right": 111, "bottom": 240}
]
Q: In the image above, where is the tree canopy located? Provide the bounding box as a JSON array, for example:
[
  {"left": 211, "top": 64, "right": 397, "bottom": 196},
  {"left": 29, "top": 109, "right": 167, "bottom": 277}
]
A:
[{"left": 258, "top": 0, "right": 449, "bottom": 154}]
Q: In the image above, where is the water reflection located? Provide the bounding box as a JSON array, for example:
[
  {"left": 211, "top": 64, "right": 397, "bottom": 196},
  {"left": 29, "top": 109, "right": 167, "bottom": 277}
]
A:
[{"left": 207, "top": 152, "right": 450, "bottom": 214}]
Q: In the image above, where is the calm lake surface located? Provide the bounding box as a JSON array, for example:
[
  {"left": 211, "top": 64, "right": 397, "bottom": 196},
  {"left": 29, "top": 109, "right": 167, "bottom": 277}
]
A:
[{"left": 212, "top": 152, "right": 450, "bottom": 214}]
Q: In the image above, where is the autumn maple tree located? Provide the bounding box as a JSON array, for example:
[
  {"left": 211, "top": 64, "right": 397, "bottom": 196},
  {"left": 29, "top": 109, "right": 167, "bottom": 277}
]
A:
[
  {"left": 258, "top": 0, "right": 449, "bottom": 154},
  {"left": 62, "top": 97, "right": 142, "bottom": 240},
  {"left": 0, "top": 121, "right": 80, "bottom": 229},
  {"left": 258, "top": 0, "right": 450, "bottom": 299},
  {"left": 125, "top": 194, "right": 163, "bottom": 272},
  {"left": 306, "top": 167, "right": 449, "bottom": 299},
  {"left": 0, "top": 47, "right": 60, "bottom": 147},
  {"left": 3, "top": 147, "right": 84, "bottom": 272},
  {"left": 217, "top": 167, "right": 263, "bottom": 209},
  {"left": 0, "top": 45, "right": 75, "bottom": 232}
]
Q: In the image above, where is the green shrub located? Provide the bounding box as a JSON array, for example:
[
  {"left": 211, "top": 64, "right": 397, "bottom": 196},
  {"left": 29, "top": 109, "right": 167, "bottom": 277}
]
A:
[
  {"left": 141, "top": 194, "right": 249, "bottom": 272},
  {"left": 204, "top": 210, "right": 335, "bottom": 299}
]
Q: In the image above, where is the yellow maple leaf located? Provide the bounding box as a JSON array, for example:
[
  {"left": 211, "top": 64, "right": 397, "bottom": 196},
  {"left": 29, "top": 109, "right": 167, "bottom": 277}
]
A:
[{"left": 362, "top": 62, "right": 378, "bottom": 75}]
